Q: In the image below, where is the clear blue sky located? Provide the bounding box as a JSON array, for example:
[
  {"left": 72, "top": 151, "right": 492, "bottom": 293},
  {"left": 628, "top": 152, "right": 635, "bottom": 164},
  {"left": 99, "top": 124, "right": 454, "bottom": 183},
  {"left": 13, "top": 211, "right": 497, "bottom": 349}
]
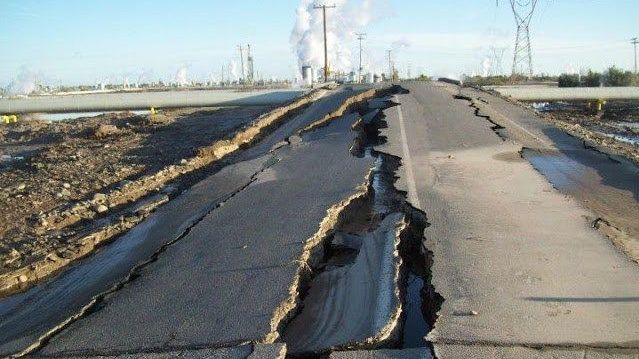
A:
[{"left": 2, "top": 0, "right": 638, "bottom": 86}]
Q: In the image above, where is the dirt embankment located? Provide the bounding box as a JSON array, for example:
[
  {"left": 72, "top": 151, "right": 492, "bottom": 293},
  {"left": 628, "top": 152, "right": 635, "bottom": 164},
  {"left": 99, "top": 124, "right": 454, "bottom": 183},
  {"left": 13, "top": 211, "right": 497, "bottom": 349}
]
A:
[
  {"left": 0, "top": 89, "right": 323, "bottom": 296},
  {"left": 534, "top": 101, "right": 639, "bottom": 165}
]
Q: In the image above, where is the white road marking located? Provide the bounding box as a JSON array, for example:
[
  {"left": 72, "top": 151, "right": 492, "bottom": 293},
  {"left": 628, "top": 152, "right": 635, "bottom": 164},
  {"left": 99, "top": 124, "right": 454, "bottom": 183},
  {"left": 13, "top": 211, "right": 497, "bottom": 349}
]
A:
[{"left": 395, "top": 98, "right": 422, "bottom": 209}]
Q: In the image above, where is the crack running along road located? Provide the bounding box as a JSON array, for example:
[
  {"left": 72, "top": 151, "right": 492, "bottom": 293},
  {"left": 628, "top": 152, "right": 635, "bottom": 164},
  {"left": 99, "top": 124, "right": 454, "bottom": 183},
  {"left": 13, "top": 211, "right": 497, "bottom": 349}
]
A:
[
  {"left": 0, "top": 88, "right": 370, "bottom": 357},
  {"left": 378, "top": 82, "right": 639, "bottom": 358}
]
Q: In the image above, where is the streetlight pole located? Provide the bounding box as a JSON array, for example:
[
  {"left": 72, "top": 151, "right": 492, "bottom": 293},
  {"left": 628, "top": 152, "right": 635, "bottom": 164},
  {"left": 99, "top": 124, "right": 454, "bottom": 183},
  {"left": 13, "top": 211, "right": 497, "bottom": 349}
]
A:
[
  {"left": 314, "top": 4, "right": 336, "bottom": 83},
  {"left": 632, "top": 37, "right": 638, "bottom": 75},
  {"left": 238, "top": 45, "right": 245, "bottom": 84},
  {"left": 356, "top": 33, "right": 366, "bottom": 83},
  {"left": 386, "top": 49, "right": 393, "bottom": 82}
]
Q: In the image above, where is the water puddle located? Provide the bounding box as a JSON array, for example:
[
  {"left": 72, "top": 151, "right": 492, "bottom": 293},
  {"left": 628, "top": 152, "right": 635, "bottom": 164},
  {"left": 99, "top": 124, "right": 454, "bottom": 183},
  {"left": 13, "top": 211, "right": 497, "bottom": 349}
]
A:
[
  {"left": 521, "top": 148, "right": 586, "bottom": 193},
  {"left": 599, "top": 132, "right": 639, "bottom": 146},
  {"left": 402, "top": 274, "right": 429, "bottom": 348},
  {"left": 39, "top": 110, "right": 150, "bottom": 122}
]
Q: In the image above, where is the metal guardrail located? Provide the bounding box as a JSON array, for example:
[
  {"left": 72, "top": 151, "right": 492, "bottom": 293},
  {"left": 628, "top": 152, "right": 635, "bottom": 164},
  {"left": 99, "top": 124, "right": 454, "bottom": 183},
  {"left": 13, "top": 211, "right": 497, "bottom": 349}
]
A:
[{"left": 0, "top": 89, "right": 306, "bottom": 114}]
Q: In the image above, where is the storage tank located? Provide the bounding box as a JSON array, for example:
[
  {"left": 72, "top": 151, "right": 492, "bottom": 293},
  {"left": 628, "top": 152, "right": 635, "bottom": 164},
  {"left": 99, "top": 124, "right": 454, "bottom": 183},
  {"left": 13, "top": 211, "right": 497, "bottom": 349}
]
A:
[
  {"left": 365, "top": 73, "right": 374, "bottom": 84},
  {"left": 302, "top": 66, "right": 314, "bottom": 87}
]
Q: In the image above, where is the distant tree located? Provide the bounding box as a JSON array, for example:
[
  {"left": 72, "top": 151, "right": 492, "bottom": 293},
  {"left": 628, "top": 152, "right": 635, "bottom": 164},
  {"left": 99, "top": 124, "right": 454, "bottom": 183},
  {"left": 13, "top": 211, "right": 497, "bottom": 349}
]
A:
[
  {"left": 416, "top": 74, "right": 431, "bottom": 81},
  {"left": 582, "top": 70, "right": 602, "bottom": 87},
  {"left": 532, "top": 73, "right": 557, "bottom": 82},
  {"left": 604, "top": 66, "right": 634, "bottom": 87},
  {"left": 558, "top": 73, "right": 580, "bottom": 87}
]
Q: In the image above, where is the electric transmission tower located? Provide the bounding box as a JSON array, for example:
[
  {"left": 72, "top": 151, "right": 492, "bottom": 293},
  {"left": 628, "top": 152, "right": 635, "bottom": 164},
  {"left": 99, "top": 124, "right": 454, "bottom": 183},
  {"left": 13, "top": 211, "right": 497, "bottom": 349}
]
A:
[
  {"left": 489, "top": 46, "right": 507, "bottom": 76},
  {"left": 508, "top": 0, "right": 538, "bottom": 78}
]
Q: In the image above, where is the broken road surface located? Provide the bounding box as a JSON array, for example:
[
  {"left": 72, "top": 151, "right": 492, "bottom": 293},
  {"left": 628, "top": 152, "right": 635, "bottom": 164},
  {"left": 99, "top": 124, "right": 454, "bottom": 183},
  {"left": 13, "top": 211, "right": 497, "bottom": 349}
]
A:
[
  {"left": 2, "top": 82, "right": 639, "bottom": 359},
  {"left": 379, "top": 82, "right": 639, "bottom": 358},
  {"left": 30, "top": 108, "right": 377, "bottom": 356},
  {"left": 0, "top": 88, "right": 381, "bottom": 357}
]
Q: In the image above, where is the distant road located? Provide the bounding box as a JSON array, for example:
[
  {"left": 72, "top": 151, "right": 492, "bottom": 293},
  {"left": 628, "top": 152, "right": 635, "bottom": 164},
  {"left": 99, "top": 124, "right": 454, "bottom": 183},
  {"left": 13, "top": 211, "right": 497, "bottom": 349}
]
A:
[
  {"left": 488, "top": 85, "right": 639, "bottom": 101},
  {"left": 0, "top": 88, "right": 306, "bottom": 114}
]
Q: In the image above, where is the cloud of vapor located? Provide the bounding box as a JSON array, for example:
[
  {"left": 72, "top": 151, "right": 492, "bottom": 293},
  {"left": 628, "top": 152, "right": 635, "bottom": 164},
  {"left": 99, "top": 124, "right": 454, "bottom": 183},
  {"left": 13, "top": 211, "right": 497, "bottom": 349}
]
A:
[
  {"left": 290, "top": 0, "right": 390, "bottom": 76},
  {"left": 6, "top": 67, "right": 40, "bottom": 96},
  {"left": 174, "top": 65, "right": 190, "bottom": 86},
  {"left": 229, "top": 61, "right": 239, "bottom": 81},
  {"left": 137, "top": 69, "right": 154, "bottom": 85},
  {"left": 481, "top": 57, "right": 491, "bottom": 77}
]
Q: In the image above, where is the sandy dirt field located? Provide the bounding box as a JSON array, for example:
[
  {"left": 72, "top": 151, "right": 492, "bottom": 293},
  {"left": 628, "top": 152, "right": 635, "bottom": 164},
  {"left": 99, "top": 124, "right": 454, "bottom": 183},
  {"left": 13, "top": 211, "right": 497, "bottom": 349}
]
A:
[
  {"left": 534, "top": 100, "right": 639, "bottom": 164},
  {"left": 0, "top": 106, "right": 270, "bottom": 284}
]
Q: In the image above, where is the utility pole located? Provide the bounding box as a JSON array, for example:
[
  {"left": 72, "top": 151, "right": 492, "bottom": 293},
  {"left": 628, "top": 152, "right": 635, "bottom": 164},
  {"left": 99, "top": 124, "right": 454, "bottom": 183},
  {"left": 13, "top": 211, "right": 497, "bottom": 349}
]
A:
[
  {"left": 386, "top": 49, "right": 393, "bottom": 82},
  {"left": 238, "top": 45, "right": 245, "bottom": 84},
  {"left": 314, "top": 4, "right": 336, "bottom": 83},
  {"left": 356, "top": 33, "right": 367, "bottom": 83},
  {"left": 247, "top": 44, "right": 255, "bottom": 84},
  {"left": 632, "top": 37, "right": 638, "bottom": 75}
]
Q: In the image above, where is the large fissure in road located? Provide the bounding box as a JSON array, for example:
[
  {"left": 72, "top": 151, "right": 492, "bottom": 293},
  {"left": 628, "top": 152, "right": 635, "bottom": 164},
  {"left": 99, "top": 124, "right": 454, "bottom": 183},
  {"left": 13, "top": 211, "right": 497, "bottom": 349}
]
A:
[
  {"left": 280, "top": 89, "right": 443, "bottom": 358},
  {"left": 1, "top": 89, "right": 380, "bottom": 358}
]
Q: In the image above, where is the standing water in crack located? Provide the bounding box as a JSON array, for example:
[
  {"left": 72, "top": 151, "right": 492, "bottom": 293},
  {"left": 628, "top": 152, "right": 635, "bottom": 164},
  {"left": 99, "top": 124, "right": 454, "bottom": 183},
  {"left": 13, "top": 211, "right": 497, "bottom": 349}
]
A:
[
  {"left": 281, "top": 88, "right": 442, "bottom": 356},
  {"left": 362, "top": 100, "right": 441, "bottom": 350},
  {"left": 403, "top": 274, "right": 429, "bottom": 348}
]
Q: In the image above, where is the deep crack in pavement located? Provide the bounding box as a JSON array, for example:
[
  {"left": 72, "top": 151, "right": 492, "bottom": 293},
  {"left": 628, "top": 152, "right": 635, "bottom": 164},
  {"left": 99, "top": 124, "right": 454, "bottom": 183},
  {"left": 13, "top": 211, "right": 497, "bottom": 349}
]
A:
[{"left": 281, "top": 87, "right": 442, "bottom": 358}]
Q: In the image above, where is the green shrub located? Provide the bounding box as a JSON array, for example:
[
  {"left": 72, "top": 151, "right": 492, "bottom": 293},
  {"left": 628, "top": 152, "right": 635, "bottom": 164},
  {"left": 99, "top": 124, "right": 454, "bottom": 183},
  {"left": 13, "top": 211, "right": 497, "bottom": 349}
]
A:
[
  {"left": 558, "top": 73, "right": 580, "bottom": 87},
  {"left": 605, "top": 66, "right": 634, "bottom": 86},
  {"left": 582, "top": 70, "right": 602, "bottom": 87}
]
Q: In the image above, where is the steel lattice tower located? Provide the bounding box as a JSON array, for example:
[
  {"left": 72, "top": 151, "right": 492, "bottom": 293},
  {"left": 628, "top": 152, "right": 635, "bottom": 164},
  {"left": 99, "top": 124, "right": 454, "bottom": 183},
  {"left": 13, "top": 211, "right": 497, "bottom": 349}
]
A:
[{"left": 510, "top": 0, "right": 538, "bottom": 77}]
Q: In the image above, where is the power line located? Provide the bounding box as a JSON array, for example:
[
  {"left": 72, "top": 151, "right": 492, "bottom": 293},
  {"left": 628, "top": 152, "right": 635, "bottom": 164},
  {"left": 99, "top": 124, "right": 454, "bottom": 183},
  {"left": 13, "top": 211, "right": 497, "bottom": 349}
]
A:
[
  {"left": 489, "top": 46, "right": 507, "bottom": 75},
  {"left": 313, "top": 4, "right": 336, "bottom": 83}
]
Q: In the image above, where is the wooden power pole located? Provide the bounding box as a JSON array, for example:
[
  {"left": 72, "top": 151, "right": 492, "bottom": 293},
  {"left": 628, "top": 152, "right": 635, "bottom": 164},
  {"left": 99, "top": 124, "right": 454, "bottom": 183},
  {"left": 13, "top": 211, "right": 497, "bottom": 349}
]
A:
[{"left": 314, "top": 4, "right": 336, "bottom": 82}]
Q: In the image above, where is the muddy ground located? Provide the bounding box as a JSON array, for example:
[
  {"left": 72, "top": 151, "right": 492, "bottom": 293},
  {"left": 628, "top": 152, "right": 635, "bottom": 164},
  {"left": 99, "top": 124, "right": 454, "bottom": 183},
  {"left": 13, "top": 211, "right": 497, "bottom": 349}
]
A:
[
  {"left": 0, "top": 106, "right": 272, "bottom": 280},
  {"left": 532, "top": 100, "right": 639, "bottom": 163}
]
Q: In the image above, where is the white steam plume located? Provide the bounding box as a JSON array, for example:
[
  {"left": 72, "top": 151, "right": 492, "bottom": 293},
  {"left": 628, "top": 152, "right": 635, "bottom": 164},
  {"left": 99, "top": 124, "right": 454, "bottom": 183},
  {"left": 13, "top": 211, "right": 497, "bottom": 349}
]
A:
[
  {"left": 174, "top": 66, "right": 190, "bottom": 86},
  {"left": 137, "top": 69, "right": 154, "bottom": 86},
  {"left": 481, "top": 57, "right": 491, "bottom": 77},
  {"left": 290, "top": 0, "right": 389, "bottom": 76},
  {"left": 7, "top": 67, "right": 40, "bottom": 96},
  {"left": 229, "top": 61, "right": 239, "bottom": 81}
]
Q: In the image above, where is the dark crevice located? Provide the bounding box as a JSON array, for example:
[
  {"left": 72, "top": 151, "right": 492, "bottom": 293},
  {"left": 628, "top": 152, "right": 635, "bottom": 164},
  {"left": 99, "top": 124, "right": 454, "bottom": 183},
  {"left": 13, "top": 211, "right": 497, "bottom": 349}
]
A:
[
  {"left": 21, "top": 155, "right": 281, "bottom": 358},
  {"left": 281, "top": 86, "right": 442, "bottom": 358},
  {"left": 454, "top": 94, "right": 507, "bottom": 141}
]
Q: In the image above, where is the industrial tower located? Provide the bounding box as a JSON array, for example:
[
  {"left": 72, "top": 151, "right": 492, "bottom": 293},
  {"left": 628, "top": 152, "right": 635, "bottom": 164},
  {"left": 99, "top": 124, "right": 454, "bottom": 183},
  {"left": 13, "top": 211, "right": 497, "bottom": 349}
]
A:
[
  {"left": 489, "top": 46, "right": 507, "bottom": 76},
  {"left": 508, "top": 0, "right": 538, "bottom": 77}
]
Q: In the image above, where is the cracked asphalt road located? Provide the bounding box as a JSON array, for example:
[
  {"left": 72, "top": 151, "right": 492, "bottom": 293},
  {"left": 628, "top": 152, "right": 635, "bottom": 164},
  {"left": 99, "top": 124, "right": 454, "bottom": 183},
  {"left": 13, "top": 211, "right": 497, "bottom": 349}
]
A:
[
  {"left": 33, "top": 110, "right": 375, "bottom": 356},
  {"left": 379, "top": 82, "right": 639, "bottom": 358},
  {"left": 460, "top": 86, "right": 639, "bottom": 263},
  {"left": 0, "top": 87, "right": 372, "bottom": 357},
  {"left": 2, "top": 82, "right": 639, "bottom": 359}
]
